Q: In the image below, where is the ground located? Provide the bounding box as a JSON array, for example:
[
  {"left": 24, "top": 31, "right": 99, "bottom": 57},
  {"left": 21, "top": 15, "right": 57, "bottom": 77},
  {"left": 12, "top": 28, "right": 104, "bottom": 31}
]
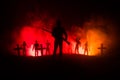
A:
[{"left": 0, "top": 53, "right": 120, "bottom": 79}]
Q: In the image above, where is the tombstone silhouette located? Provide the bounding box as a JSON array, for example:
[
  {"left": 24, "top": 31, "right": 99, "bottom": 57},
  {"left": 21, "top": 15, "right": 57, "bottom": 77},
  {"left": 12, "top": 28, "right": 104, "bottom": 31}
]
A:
[
  {"left": 98, "top": 43, "right": 106, "bottom": 55},
  {"left": 40, "top": 44, "right": 44, "bottom": 56},
  {"left": 14, "top": 44, "right": 22, "bottom": 56},
  {"left": 22, "top": 41, "right": 27, "bottom": 56},
  {"left": 46, "top": 40, "right": 50, "bottom": 55}
]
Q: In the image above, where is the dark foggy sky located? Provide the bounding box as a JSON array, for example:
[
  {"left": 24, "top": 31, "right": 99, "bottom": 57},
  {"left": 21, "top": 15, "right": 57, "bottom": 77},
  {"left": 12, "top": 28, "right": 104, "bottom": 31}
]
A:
[
  {"left": 1, "top": 0, "right": 120, "bottom": 27},
  {"left": 1, "top": 0, "right": 120, "bottom": 33},
  {"left": 1, "top": 1, "right": 120, "bottom": 34}
]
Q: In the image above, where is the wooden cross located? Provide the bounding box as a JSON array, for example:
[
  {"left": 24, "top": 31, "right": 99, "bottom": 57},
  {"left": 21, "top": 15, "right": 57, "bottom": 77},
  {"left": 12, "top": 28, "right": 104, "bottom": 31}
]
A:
[
  {"left": 38, "top": 44, "right": 46, "bottom": 56},
  {"left": 14, "top": 44, "right": 22, "bottom": 56},
  {"left": 98, "top": 43, "right": 106, "bottom": 55}
]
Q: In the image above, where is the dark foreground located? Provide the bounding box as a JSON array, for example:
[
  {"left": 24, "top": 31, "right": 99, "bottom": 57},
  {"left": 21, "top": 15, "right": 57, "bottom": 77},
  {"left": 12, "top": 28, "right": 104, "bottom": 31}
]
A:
[{"left": 0, "top": 53, "right": 120, "bottom": 79}]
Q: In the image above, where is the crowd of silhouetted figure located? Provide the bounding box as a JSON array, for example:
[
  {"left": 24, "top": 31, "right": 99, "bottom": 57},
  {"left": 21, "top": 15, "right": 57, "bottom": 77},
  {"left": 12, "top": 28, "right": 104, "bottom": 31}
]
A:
[
  {"left": 14, "top": 19, "right": 106, "bottom": 57},
  {"left": 14, "top": 40, "right": 51, "bottom": 56}
]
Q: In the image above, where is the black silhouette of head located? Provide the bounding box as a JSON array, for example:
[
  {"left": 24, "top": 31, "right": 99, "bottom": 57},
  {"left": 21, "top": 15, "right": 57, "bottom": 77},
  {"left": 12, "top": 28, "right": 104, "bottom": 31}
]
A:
[{"left": 56, "top": 19, "right": 61, "bottom": 27}]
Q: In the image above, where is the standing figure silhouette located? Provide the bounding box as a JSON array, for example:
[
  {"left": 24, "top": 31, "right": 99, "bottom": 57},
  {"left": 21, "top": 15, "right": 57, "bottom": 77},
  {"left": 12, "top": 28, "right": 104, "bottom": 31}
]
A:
[
  {"left": 33, "top": 40, "right": 39, "bottom": 56},
  {"left": 75, "top": 37, "right": 81, "bottom": 54},
  {"left": 84, "top": 42, "right": 88, "bottom": 55},
  {"left": 52, "top": 19, "right": 68, "bottom": 56}
]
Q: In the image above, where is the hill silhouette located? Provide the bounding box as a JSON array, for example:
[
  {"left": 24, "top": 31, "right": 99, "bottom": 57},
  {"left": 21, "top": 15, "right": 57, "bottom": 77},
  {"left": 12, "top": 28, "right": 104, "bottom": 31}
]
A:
[{"left": 0, "top": 52, "right": 120, "bottom": 79}]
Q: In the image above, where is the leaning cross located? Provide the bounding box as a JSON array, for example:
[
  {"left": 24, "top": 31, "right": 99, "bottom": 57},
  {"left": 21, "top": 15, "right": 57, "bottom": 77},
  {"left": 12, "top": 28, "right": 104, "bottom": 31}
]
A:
[
  {"left": 98, "top": 43, "right": 106, "bottom": 55},
  {"left": 14, "top": 45, "right": 22, "bottom": 56}
]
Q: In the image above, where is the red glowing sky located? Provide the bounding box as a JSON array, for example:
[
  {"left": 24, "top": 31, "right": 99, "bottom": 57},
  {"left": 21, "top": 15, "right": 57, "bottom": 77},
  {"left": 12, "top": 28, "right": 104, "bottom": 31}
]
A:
[{"left": 10, "top": 14, "right": 117, "bottom": 57}]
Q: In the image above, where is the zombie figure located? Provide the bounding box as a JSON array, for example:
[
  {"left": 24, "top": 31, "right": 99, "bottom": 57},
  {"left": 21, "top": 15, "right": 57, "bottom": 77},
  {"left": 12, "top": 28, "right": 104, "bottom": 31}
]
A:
[
  {"left": 33, "top": 40, "right": 39, "bottom": 56},
  {"left": 52, "top": 19, "right": 68, "bottom": 56},
  {"left": 75, "top": 37, "right": 81, "bottom": 54},
  {"left": 84, "top": 42, "right": 88, "bottom": 55}
]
